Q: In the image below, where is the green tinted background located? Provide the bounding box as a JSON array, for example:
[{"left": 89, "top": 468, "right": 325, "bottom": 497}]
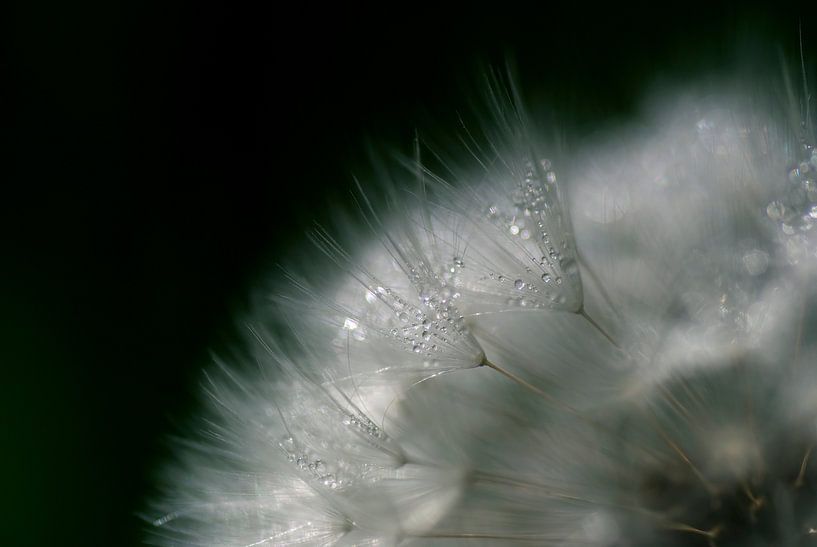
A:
[{"left": 4, "top": 4, "right": 813, "bottom": 545}]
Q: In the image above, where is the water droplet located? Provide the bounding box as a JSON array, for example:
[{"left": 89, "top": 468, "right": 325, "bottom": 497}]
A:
[
  {"left": 520, "top": 229, "right": 531, "bottom": 240},
  {"left": 509, "top": 225, "right": 520, "bottom": 236},
  {"left": 541, "top": 273, "right": 551, "bottom": 283},
  {"left": 453, "top": 257, "right": 464, "bottom": 268},
  {"left": 742, "top": 249, "right": 769, "bottom": 276},
  {"left": 514, "top": 279, "right": 526, "bottom": 290},
  {"left": 767, "top": 201, "right": 785, "bottom": 221}
]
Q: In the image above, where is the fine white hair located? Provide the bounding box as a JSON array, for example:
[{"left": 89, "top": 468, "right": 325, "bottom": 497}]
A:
[{"left": 148, "top": 65, "right": 817, "bottom": 546}]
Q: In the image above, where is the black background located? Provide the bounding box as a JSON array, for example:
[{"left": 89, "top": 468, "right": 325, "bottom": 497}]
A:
[{"left": 4, "top": 3, "right": 814, "bottom": 545}]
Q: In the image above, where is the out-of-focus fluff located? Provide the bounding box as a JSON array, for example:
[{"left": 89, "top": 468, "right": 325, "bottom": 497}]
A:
[{"left": 148, "top": 69, "right": 817, "bottom": 546}]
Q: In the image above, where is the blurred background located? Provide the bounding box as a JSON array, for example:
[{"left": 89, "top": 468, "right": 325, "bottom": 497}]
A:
[{"left": 4, "top": 3, "right": 815, "bottom": 545}]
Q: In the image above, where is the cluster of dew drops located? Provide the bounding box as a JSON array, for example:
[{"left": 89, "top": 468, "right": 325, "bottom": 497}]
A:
[
  {"left": 279, "top": 434, "right": 348, "bottom": 491},
  {"left": 766, "top": 140, "right": 817, "bottom": 264},
  {"left": 383, "top": 277, "right": 471, "bottom": 364},
  {"left": 277, "top": 404, "right": 392, "bottom": 492},
  {"left": 481, "top": 158, "right": 572, "bottom": 309},
  {"left": 334, "top": 260, "right": 473, "bottom": 368}
]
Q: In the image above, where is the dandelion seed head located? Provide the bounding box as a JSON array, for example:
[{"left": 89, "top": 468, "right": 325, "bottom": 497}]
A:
[{"left": 150, "top": 65, "right": 817, "bottom": 546}]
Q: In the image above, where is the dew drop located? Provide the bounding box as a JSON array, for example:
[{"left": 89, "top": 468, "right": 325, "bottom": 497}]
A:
[
  {"left": 742, "top": 249, "right": 769, "bottom": 276},
  {"left": 514, "top": 279, "right": 526, "bottom": 290},
  {"left": 767, "top": 201, "right": 785, "bottom": 221}
]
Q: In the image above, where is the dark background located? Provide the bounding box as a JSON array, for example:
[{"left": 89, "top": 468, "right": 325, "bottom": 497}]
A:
[{"left": 3, "top": 3, "right": 814, "bottom": 545}]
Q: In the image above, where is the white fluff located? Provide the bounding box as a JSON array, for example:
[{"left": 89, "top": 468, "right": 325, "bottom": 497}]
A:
[{"left": 149, "top": 68, "right": 817, "bottom": 546}]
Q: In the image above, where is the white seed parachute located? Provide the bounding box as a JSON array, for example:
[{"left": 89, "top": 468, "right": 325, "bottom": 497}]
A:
[{"left": 148, "top": 66, "right": 817, "bottom": 546}]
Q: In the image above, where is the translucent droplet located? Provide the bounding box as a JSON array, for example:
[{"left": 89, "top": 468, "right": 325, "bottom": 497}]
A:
[
  {"left": 453, "top": 257, "right": 464, "bottom": 268},
  {"left": 514, "top": 279, "right": 526, "bottom": 290},
  {"left": 418, "top": 288, "right": 432, "bottom": 303},
  {"left": 520, "top": 229, "right": 531, "bottom": 240},
  {"left": 541, "top": 273, "right": 551, "bottom": 283},
  {"left": 742, "top": 249, "right": 769, "bottom": 276},
  {"left": 509, "top": 225, "right": 520, "bottom": 236},
  {"left": 766, "top": 201, "right": 785, "bottom": 221}
]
